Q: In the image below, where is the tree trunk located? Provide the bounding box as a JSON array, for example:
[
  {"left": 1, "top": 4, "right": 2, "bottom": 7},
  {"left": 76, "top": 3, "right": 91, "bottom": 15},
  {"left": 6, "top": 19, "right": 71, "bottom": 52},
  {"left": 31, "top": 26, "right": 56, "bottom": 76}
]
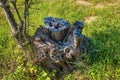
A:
[
  {"left": 33, "top": 18, "right": 90, "bottom": 78},
  {"left": 2, "top": 5, "right": 18, "bottom": 33},
  {"left": 0, "top": 2, "right": 29, "bottom": 47}
]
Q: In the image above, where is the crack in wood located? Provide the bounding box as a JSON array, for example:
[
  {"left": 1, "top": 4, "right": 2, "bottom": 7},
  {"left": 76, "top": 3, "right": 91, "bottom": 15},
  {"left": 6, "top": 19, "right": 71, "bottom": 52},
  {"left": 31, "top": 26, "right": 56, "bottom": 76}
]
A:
[{"left": 33, "top": 17, "right": 90, "bottom": 78}]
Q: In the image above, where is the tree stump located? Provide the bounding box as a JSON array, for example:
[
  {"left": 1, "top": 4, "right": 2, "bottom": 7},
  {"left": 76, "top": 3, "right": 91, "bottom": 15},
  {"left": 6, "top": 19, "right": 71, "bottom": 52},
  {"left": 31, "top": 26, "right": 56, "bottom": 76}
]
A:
[{"left": 33, "top": 17, "right": 90, "bottom": 78}]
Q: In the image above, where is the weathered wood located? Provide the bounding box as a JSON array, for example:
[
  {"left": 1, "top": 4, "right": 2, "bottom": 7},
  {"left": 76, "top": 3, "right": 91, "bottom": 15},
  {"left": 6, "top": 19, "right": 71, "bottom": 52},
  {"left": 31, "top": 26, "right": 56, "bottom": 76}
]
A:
[
  {"left": 44, "top": 17, "right": 70, "bottom": 42},
  {"left": 73, "top": 29, "right": 83, "bottom": 47},
  {"left": 33, "top": 17, "right": 89, "bottom": 78},
  {"left": 74, "top": 20, "right": 84, "bottom": 33}
]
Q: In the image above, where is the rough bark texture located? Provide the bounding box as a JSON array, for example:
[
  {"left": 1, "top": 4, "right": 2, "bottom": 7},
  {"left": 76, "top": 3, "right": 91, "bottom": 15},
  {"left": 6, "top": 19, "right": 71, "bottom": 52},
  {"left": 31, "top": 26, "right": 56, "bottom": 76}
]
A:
[
  {"left": 33, "top": 17, "right": 90, "bottom": 78},
  {"left": 0, "top": 1, "right": 29, "bottom": 47},
  {"left": 2, "top": 5, "right": 18, "bottom": 33}
]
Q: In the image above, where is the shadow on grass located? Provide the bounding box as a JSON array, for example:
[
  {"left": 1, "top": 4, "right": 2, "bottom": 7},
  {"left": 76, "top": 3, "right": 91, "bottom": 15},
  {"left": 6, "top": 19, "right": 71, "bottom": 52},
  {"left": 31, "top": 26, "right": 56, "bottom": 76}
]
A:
[{"left": 62, "top": 24, "right": 120, "bottom": 79}]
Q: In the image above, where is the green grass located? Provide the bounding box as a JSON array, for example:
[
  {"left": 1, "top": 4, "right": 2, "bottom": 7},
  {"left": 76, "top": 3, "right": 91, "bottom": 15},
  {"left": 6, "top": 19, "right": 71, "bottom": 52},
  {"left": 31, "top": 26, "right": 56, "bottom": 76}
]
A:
[{"left": 0, "top": 0, "right": 120, "bottom": 80}]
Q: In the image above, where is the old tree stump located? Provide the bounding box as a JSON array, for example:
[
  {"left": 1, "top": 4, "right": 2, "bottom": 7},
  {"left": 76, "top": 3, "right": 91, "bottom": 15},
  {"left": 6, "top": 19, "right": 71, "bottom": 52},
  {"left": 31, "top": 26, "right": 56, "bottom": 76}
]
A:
[{"left": 33, "top": 17, "right": 90, "bottom": 77}]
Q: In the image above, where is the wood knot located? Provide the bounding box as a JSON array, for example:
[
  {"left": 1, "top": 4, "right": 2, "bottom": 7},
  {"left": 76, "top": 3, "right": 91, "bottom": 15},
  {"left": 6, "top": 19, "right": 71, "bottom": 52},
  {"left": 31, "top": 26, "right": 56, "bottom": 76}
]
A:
[{"left": 35, "top": 36, "right": 41, "bottom": 42}]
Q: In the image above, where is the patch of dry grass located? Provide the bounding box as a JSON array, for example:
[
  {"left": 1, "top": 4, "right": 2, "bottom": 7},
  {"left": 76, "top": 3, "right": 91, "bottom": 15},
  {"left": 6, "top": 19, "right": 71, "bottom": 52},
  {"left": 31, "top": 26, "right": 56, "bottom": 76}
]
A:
[
  {"left": 95, "top": 4, "right": 104, "bottom": 9},
  {"left": 85, "top": 16, "right": 98, "bottom": 24},
  {"left": 76, "top": 0, "right": 92, "bottom": 6}
]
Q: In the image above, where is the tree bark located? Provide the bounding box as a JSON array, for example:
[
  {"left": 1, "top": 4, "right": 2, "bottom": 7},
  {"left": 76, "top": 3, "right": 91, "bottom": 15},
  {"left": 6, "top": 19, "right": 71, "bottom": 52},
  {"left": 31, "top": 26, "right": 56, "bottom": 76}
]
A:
[
  {"left": 2, "top": 5, "right": 18, "bottom": 33},
  {"left": 0, "top": 2, "right": 29, "bottom": 47},
  {"left": 33, "top": 24, "right": 90, "bottom": 78}
]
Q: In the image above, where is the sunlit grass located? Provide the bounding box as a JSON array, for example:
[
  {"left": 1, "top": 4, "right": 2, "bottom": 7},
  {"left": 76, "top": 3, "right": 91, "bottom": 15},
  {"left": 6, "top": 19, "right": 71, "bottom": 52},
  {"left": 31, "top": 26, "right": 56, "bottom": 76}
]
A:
[{"left": 0, "top": 0, "right": 120, "bottom": 80}]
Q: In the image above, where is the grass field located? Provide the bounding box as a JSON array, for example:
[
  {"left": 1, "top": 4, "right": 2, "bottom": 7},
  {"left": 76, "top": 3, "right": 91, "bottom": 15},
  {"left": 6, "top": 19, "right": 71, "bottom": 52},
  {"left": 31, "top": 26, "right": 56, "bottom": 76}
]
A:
[{"left": 0, "top": 0, "right": 120, "bottom": 80}]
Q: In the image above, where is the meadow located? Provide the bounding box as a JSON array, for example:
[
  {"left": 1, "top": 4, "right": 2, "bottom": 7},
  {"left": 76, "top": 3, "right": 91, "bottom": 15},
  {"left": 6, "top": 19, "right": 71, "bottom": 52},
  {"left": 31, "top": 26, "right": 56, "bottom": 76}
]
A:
[{"left": 0, "top": 0, "right": 120, "bottom": 80}]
